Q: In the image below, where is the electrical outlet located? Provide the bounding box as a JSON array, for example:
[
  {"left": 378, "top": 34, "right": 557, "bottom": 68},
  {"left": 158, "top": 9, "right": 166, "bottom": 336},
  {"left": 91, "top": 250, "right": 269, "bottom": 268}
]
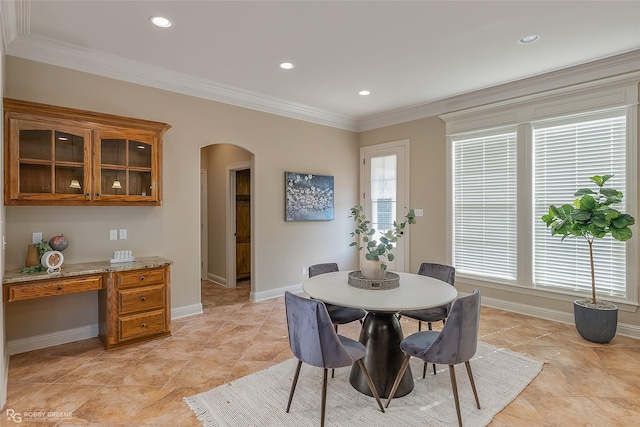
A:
[
  {"left": 301, "top": 267, "right": 307, "bottom": 276},
  {"left": 32, "top": 232, "right": 43, "bottom": 244},
  {"left": 109, "top": 229, "right": 118, "bottom": 240},
  {"left": 119, "top": 229, "right": 127, "bottom": 240}
]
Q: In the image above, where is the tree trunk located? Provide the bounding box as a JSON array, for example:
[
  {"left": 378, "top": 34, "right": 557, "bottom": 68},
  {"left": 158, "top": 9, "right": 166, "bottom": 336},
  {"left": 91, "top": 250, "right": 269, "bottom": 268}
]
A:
[{"left": 588, "top": 239, "right": 596, "bottom": 304}]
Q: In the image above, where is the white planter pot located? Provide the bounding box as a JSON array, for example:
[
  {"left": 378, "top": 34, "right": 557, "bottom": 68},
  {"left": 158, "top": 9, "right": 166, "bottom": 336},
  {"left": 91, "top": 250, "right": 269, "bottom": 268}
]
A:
[{"left": 361, "top": 259, "right": 385, "bottom": 281}]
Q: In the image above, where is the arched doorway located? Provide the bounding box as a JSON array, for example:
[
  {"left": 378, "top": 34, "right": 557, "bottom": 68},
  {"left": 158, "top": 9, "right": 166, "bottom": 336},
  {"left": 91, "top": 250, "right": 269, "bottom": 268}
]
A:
[{"left": 200, "top": 143, "right": 253, "bottom": 294}]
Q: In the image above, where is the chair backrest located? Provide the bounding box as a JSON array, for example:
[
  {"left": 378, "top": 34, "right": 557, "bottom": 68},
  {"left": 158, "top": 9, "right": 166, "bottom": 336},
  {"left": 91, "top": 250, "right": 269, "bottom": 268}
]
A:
[
  {"left": 417, "top": 262, "right": 455, "bottom": 286},
  {"left": 284, "top": 291, "right": 354, "bottom": 368},
  {"left": 308, "top": 263, "right": 339, "bottom": 278},
  {"left": 422, "top": 289, "right": 480, "bottom": 365}
]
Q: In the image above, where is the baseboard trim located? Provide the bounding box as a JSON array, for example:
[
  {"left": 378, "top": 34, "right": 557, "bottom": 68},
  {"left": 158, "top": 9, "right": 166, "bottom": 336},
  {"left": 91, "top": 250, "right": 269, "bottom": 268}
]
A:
[
  {"left": 481, "top": 295, "right": 640, "bottom": 340},
  {"left": 171, "top": 303, "right": 203, "bottom": 319},
  {"left": 251, "top": 283, "right": 303, "bottom": 301},
  {"left": 8, "top": 324, "right": 99, "bottom": 356},
  {"left": 7, "top": 303, "right": 206, "bottom": 355},
  {"left": 207, "top": 273, "right": 227, "bottom": 286},
  {"left": 7, "top": 294, "right": 637, "bottom": 355}
]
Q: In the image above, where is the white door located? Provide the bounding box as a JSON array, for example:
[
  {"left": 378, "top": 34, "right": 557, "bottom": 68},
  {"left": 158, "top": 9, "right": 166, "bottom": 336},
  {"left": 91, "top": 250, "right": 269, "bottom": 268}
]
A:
[{"left": 360, "top": 140, "right": 410, "bottom": 272}]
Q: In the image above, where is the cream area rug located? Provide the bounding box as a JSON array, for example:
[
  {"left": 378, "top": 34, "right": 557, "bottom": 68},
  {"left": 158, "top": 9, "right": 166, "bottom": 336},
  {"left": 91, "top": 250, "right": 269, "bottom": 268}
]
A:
[{"left": 184, "top": 342, "right": 542, "bottom": 427}]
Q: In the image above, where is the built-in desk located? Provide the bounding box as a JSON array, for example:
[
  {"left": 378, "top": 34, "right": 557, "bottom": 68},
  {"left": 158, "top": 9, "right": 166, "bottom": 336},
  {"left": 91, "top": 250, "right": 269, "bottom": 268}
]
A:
[{"left": 3, "top": 256, "right": 172, "bottom": 350}]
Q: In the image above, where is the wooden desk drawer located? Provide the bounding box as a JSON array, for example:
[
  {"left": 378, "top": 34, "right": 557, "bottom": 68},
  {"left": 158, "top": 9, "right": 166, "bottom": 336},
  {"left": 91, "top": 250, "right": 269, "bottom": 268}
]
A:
[
  {"left": 4, "top": 274, "right": 103, "bottom": 302},
  {"left": 116, "top": 268, "right": 165, "bottom": 289},
  {"left": 118, "top": 285, "right": 165, "bottom": 314},
  {"left": 119, "top": 310, "right": 165, "bottom": 341}
]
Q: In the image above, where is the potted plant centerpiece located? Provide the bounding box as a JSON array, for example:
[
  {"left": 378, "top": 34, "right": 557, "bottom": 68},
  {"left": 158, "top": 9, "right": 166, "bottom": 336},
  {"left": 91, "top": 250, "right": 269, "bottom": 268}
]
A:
[
  {"left": 542, "top": 174, "right": 635, "bottom": 343},
  {"left": 349, "top": 205, "right": 416, "bottom": 280}
]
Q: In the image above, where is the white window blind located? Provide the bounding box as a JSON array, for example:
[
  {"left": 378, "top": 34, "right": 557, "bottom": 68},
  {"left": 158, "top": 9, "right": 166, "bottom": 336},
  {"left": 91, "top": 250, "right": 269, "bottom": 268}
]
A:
[
  {"left": 533, "top": 114, "right": 627, "bottom": 297},
  {"left": 453, "top": 131, "right": 518, "bottom": 281}
]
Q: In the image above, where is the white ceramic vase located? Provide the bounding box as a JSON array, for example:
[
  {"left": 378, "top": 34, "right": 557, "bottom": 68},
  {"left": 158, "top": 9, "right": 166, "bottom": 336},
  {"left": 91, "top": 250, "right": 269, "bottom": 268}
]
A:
[{"left": 360, "top": 259, "right": 386, "bottom": 281}]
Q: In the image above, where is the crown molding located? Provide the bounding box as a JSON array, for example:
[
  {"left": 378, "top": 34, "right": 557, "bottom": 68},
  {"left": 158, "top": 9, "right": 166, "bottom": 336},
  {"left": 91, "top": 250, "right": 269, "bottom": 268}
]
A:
[
  {"left": 5, "top": 33, "right": 359, "bottom": 131},
  {"left": 2, "top": 1, "right": 639, "bottom": 133},
  {"left": 358, "top": 49, "right": 640, "bottom": 131}
]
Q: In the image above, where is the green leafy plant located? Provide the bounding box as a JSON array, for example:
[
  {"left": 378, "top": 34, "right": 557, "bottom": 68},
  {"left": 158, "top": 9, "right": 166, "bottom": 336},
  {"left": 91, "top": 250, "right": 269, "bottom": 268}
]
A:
[
  {"left": 542, "top": 174, "right": 635, "bottom": 304},
  {"left": 349, "top": 205, "right": 416, "bottom": 271},
  {"left": 20, "top": 240, "right": 53, "bottom": 273}
]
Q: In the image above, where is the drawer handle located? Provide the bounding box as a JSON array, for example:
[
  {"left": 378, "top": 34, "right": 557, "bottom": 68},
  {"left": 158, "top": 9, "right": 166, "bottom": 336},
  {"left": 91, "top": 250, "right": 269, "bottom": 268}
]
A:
[
  {"left": 140, "top": 296, "right": 146, "bottom": 302},
  {"left": 140, "top": 322, "right": 146, "bottom": 328},
  {"left": 140, "top": 276, "right": 145, "bottom": 281},
  {"left": 57, "top": 285, "right": 63, "bottom": 291}
]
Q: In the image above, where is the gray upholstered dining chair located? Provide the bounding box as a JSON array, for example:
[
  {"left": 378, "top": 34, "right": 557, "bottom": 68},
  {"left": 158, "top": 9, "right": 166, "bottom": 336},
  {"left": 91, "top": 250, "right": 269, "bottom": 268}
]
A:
[
  {"left": 308, "top": 263, "right": 366, "bottom": 331},
  {"left": 398, "top": 262, "right": 456, "bottom": 376},
  {"left": 386, "top": 289, "right": 481, "bottom": 427},
  {"left": 284, "top": 291, "right": 385, "bottom": 426}
]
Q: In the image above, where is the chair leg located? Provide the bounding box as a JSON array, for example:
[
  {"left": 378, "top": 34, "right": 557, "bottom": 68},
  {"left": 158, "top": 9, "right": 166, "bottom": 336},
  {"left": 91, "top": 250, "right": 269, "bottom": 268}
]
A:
[
  {"left": 428, "top": 322, "right": 437, "bottom": 376},
  {"left": 418, "top": 321, "right": 422, "bottom": 331},
  {"left": 321, "top": 368, "right": 328, "bottom": 427},
  {"left": 448, "top": 365, "right": 463, "bottom": 427},
  {"left": 465, "top": 361, "right": 481, "bottom": 409},
  {"left": 332, "top": 325, "right": 338, "bottom": 378},
  {"left": 356, "top": 359, "right": 385, "bottom": 413},
  {"left": 423, "top": 361, "right": 427, "bottom": 378},
  {"left": 385, "top": 354, "right": 411, "bottom": 408},
  {"left": 286, "top": 360, "right": 302, "bottom": 413}
]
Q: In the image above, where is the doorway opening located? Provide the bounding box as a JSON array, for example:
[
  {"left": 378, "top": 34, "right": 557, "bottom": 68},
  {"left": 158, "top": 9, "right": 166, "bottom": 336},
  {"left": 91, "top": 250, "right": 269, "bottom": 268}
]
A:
[{"left": 200, "top": 144, "right": 253, "bottom": 294}]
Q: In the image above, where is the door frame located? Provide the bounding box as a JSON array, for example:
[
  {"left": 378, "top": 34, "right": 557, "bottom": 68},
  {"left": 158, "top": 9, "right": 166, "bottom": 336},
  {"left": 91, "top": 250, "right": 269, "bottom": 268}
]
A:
[
  {"left": 226, "top": 161, "right": 251, "bottom": 288},
  {"left": 200, "top": 169, "right": 208, "bottom": 280},
  {"left": 360, "top": 139, "right": 411, "bottom": 272}
]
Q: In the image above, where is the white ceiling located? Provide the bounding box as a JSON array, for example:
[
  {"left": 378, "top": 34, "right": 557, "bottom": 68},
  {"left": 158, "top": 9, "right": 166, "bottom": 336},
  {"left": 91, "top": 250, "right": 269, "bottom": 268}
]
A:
[{"left": 2, "top": 1, "right": 640, "bottom": 130}]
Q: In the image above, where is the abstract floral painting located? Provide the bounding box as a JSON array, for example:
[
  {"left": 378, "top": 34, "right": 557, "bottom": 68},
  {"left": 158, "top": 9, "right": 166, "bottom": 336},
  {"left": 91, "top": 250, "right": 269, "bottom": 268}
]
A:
[{"left": 285, "top": 172, "right": 334, "bottom": 221}]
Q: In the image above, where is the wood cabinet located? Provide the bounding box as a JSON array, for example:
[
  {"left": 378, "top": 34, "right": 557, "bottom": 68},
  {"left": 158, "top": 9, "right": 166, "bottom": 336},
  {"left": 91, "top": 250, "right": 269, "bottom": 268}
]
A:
[
  {"left": 3, "top": 98, "right": 170, "bottom": 206},
  {"left": 3, "top": 274, "right": 104, "bottom": 302},
  {"left": 100, "top": 264, "right": 171, "bottom": 350},
  {"left": 2, "top": 257, "right": 172, "bottom": 351}
]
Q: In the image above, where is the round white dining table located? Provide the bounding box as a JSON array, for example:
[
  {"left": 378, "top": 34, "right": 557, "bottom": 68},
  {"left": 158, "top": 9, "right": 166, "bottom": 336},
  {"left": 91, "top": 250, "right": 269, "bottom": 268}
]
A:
[{"left": 303, "top": 270, "right": 458, "bottom": 398}]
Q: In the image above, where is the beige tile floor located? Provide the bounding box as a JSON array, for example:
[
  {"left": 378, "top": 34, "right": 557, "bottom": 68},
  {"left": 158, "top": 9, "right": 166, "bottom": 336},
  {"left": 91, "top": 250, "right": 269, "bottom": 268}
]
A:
[{"left": 4, "top": 280, "right": 640, "bottom": 426}]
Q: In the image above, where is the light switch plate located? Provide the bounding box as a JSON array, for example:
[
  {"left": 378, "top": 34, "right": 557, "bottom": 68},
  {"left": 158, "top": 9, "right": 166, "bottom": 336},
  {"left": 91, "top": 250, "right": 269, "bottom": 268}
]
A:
[
  {"left": 109, "top": 229, "right": 118, "bottom": 240},
  {"left": 119, "top": 229, "right": 127, "bottom": 240},
  {"left": 32, "top": 232, "right": 43, "bottom": 244},
  {"left": 414, "top": 209, "right": 424, "bottom": 217}
]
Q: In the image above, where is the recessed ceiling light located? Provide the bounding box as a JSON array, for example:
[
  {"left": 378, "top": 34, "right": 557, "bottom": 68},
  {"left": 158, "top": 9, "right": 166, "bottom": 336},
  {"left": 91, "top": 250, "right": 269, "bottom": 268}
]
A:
[
  {"left": 519, "top": 34, "right": 540, "bottom": 44},
  {"left": 358, "top": 90, "right": 371, "bottom": 96},
  {"left": 279, "top": 62, "right": 295, "bottom": 70},
  {"left": 150, "top": 16, "right": 172, "bottom": 28}
]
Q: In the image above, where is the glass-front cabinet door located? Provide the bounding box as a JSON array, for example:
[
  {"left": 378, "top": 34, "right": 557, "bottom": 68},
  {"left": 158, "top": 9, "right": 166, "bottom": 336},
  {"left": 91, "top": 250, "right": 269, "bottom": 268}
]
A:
[
  {"left": 4, "top": 98, "right": 169, "bottom": 206},
  {"left": 93, "top": 128, "right": 159, "bottom": 204},
  {"left": 6, "top": 118, "right": 91, "bottom": 203}
]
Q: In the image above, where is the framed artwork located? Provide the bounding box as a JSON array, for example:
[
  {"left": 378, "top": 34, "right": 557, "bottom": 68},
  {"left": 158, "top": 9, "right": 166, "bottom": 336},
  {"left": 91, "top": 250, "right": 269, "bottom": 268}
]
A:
[{"left": 285, "top": 172, "right": 334, "bottom": 221}]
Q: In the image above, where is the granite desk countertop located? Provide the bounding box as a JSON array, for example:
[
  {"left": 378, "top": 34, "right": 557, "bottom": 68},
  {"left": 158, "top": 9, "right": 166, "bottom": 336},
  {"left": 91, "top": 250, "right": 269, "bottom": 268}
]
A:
[{"left": 3, "top": 256, "right": 172, "bottom": 284}]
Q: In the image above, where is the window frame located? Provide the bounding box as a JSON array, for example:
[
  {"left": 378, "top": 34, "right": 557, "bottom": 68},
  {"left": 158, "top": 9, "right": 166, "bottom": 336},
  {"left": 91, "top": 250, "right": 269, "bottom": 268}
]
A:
[{"left": 443, "top": 77, "right": 639, "bottom": 311}]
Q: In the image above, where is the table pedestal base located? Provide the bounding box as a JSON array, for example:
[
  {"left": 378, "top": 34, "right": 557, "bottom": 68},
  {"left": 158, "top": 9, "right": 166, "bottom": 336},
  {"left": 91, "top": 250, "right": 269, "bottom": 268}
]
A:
[{"left": 349, "top": 311, "right": 413, "bottom": 398}]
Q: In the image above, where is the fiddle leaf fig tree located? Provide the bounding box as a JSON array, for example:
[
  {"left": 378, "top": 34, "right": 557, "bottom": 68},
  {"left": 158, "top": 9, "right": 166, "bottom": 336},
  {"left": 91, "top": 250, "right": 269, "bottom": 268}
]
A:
[
  {"left": 542, "top": 174, "right": 635, "bottom": 304},
  {"left": 349, "top": 205, "right": 416, "bottom": 271}
]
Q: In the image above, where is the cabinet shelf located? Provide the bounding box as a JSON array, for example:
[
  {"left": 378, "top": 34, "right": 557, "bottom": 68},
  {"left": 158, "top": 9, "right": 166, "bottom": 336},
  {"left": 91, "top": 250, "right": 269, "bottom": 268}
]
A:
[{"left": 4, "top": 98, "right": 171, "bottom": 206}]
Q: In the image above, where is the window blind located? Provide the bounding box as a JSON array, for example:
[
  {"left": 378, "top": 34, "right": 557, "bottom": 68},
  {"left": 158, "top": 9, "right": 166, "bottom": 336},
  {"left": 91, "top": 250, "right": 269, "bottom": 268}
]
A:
[
  {"left": 533, "top": 114, "right": 627, "bottom": 297},
  {"left": 453, "top": 131, "right": 518, "bottom": 281}
]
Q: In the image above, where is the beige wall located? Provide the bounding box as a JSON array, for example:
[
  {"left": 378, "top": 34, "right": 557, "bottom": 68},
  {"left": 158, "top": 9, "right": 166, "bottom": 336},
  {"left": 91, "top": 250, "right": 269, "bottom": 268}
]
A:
[
  {"left": 202, "top": 144, "right": 251, "bottom": 280},
  {"left": 4, "top": 57, "right": 360, "bottom": 342},
  {"left": 359, "top": 113, "right": 640, "bottom": 331}
]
